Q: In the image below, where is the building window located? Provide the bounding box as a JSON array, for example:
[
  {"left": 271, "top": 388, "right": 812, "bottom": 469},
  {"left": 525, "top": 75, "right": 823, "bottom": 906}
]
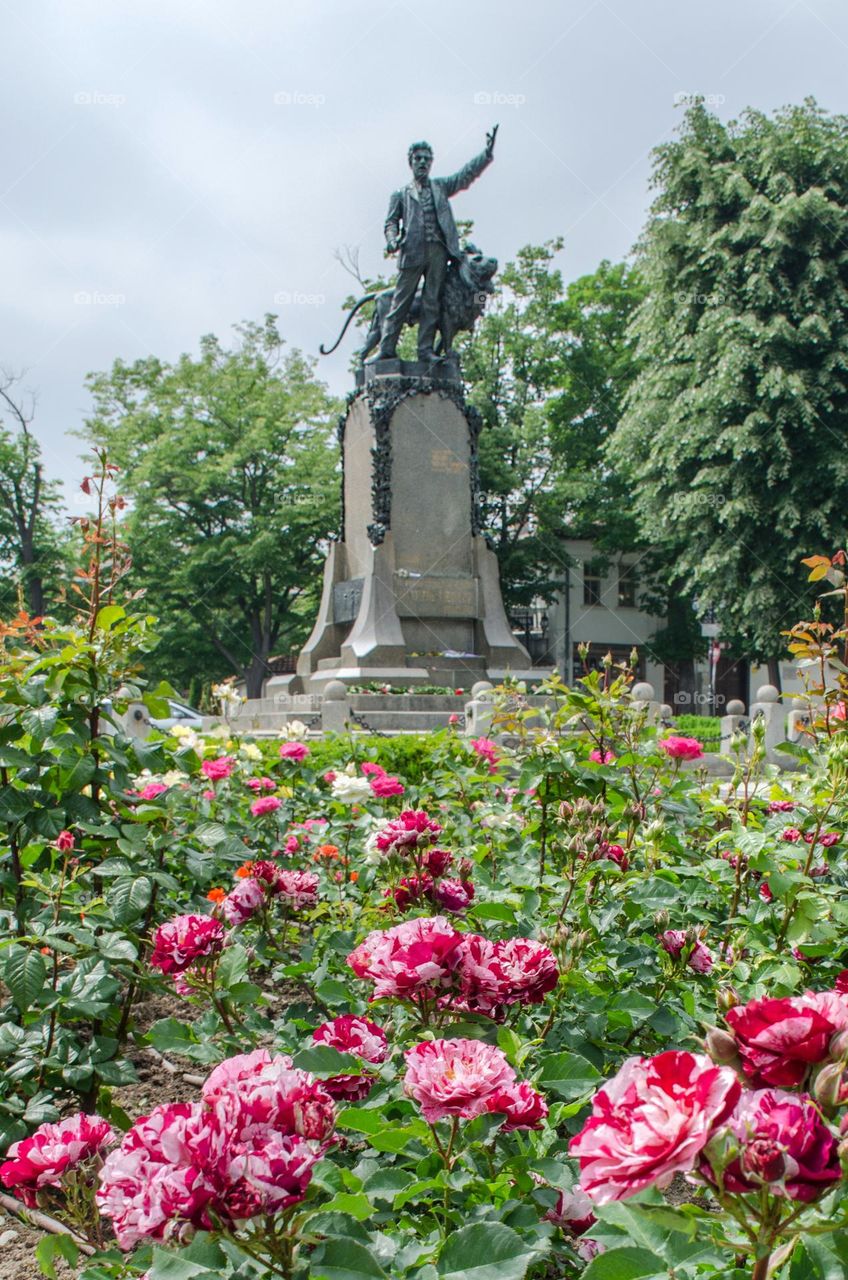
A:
[
  {"left": 583, "top": 565, "right": 603, "bottom": 606},
  {"left": 618, "top": 564, "right": 638, "bottom": 608}
]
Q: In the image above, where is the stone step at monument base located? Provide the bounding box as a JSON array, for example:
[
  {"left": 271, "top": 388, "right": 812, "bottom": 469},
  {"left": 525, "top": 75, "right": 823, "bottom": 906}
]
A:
[{"left": 346, "top": 707, "right": 458, "bottom": 733}]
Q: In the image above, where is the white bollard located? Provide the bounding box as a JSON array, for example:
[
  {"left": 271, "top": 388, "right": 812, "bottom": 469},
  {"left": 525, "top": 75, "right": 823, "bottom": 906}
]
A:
[
  {"left": 321, "top": 680, "right": 350, "bottom": 734},
  {"left": 464, "top": 681, "right": 496, "bottom": 738}
]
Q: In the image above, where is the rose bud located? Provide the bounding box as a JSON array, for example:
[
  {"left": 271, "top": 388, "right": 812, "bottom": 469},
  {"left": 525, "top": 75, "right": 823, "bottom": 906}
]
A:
[
  {"left": 705, "top": 1026, "right": 739, "bottom": 1064},
  {"left": 717, "top": 985, "right": 741, "bottom": 1013},
  {"left": 741, "top": 1138, "right": 788, "bottom": 1185},
  {"left": 831, "top": 1030, "right": 848, "bottom": 1061},
  {"left": 814, "top": 1062, "right": 848, "bottom": 1110}
]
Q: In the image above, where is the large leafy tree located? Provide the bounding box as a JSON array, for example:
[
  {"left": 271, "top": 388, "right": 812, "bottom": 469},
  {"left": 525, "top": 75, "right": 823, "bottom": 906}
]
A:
[
  {"left": 609, "top": 98, "right": 848, "bottom": 684},
  {"left": 458, "top": 243, "right": 646, "bottom": 607},
  {"left": 0, "top": 371, "right": 66, "bottom": 617},
  {"left": 84, "top": 318, "right": 340, "bottom": 697}
]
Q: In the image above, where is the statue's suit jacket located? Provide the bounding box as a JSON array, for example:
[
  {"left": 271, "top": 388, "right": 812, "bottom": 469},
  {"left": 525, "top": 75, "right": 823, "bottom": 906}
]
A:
[{"left": 384, "top": 150, "right": 492, "bottom": 270}]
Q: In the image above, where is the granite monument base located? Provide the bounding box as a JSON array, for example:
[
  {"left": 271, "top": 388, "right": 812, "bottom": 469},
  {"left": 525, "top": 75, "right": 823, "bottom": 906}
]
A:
[{"left": 296, "top": 372, "right": 532, "bottom": 692}]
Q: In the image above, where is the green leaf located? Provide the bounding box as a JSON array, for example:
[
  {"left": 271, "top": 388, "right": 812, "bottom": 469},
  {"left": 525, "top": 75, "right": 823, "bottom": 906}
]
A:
[
  {"left": 95, "top": 604, "right": 126, "bottom": 631},
  {"left": 293, "top": 1044, "right": 359, "bottom": 1074},
  {"left": 311, "top": 1238, "right": 388, "bottom": 1280},
  {"left": 321, "top": 1191, "right": 374, "bottom": 1220},
  {"left": 36, "top": 1233, "right": 79, "bottom": 1279},
  {"left": 436, "top": 1223, "right": 539, "bottom": 1280},
  {"left": 109, "top": 875, "right": 152, "bottom": 923},
  {"left": 5, "top": 946, "right": 47, "bottom": 1012},
  {"left": 537, "top": 1051, "right": 601, "bottom": 1099},
  {"left": 581, "top": 1246, "right": 668, "bottom": 1280}
]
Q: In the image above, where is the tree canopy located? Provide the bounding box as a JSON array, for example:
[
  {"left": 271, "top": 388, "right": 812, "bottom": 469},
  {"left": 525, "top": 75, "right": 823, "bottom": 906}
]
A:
[
  {"left": 84, "top": 317, "right": 340, "bottom": 697},
  {"left": 609, "top": 98, "right": 848, "bottom": 672}
]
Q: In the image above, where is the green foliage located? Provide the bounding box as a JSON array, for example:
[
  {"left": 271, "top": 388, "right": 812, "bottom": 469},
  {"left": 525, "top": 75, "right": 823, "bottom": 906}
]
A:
[
  {"left": 457, "top": 245, "right": 647, "bottom": 609},
  {"left": 674, "top": 714, "right": 722, "bottom": 748},
  {"left": 83, "top": 316, "right": 341, "bottom": 697},
  {"left": 609, "top": 97, "right": 848, "bottom": 662}
]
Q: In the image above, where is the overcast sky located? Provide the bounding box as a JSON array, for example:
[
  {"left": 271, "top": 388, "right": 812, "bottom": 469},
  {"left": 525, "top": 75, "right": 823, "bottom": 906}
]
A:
[{"left": 3, "top": 0, "right": 848, "bottom": 504}]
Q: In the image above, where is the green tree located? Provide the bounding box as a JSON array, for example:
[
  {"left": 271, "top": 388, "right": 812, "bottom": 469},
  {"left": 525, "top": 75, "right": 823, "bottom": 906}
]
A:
[
  {"left": 609, "top": 98, "right": 848, "bottom": 684},
  {"left": 0, "top": 371, "right": 66, "bottom": 617},
  {"left": 459, "top": 244, "right": 647, "bottom": 608},
  {"left": 84, "top": 317, "right": 340, "bottom": 697}
]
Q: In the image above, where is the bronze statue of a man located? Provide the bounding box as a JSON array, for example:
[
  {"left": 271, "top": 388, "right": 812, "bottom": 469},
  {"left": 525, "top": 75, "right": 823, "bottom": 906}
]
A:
[{"left": 375, "top": 126, "right": 498, "bottom": 363}]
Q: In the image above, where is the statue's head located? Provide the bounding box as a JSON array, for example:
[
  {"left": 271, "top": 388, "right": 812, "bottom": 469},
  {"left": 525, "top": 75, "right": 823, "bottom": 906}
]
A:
[{"left": 407, "top": 141, "right": 433, "bottom": 180}]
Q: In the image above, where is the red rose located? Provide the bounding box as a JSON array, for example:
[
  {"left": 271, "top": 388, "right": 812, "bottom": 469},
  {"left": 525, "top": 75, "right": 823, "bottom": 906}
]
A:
[
  {"left": 702, "top": 1088, "right": 840, "bottom": 1202},
  {"left": 725, "top": 991, "right": 848, "bottom": 1087}
]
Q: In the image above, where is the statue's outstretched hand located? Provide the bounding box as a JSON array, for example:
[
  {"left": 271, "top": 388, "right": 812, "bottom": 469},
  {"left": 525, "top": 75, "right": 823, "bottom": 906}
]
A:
[{"left": 486, "top": 123, "right": 499, "bottom": 156}]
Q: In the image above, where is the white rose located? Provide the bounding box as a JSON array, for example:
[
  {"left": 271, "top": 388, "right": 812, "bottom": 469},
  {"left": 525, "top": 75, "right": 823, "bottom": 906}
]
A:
[
  {"left": 280, "top": 719, "right": 309, "bottom": 742},
  {"left": 331, "top": 774, "right": 372, "bottom": 803},
  {"left": 240, "top": 743, "right": 262, "bottom": 761}
]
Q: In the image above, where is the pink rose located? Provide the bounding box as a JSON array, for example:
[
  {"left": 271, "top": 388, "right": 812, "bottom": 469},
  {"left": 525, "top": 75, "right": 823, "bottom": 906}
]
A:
[
  {"left": 202, "top": 1050, "right": 293, "bottom": 1104},
  {"left": 250, "top": 795, "right": 281, "bottom": 817},
  {"left": 724, "top": 991, "right": 848, "bottom": 1087},
  {"left": 374, "top": 809, "right": 443, "bottom": 857},
  {"left": 370, "top": 773, "right": 405, "bottom": 798},
  {"left": 279, "top": 742, "right": 310, "bottom": 762},
  {"left": 246, "top": 777, "right": 276, "bottom": 792},
  {"left": 202, "top": 789, "right": 215, "bottom": 801},
  {"left": 767, "top": 800, "right": 796, "bottom": 813},
  {"left": 201, "top": 756, "right": 236, "bottom": 781},
  {"left": 688, "top": 940, "right": 714, "bottom": 974},
  {"left": 313, "top": 1014, "right": 389, "bottom": 1101},
  {"left": 660, "top": 930, "right": 687, "bottom": 958},
  {"left": 434, "top": 878, "right": 475, "bottom": 914},
  {"left": 220, "top": 876, "right": 266, "bottom": 925},
  {"left": 404, "top": 1038, "right": 516, "bottom": 1123},
  {"left": 448, "top": 713, "right": 460, "bottom": 725},
  {"left": 322, "top": 771, "right": 337, "bottom": 784},
  {"left": 276, "top": 869, "right": 319, "bottom": 911},
  {"left": 489, "top": 936, "right": 559, "bottom": 1005},
  {"left": 95, "top": 1102, "right": 218, "bottom": 1248},
  {"left": 138, "top": 782, "right": 168, "bottom": 800},
  {"left": 0, "top": 1113, "right": 114, "bottom": 1207},
  {"left": 659, "top": 736, "right": 704, "bottom": 761},
  {"left": 361, "top": 762, "right": 386, "bottom": 777},
  {"left": 589, "top": 748, "right": 615, "bottom": 764},
  {"left": 470, "top": 736, "right": 499, "bottom": 765},
  {"left": 485, "top": 1080, "right": 548, "bottom": 1130},
  {"left": 150, "top": 914, "right": 226, "bottom": 975},
  {"left": 782, "top": 828, "right": 802, "bottom": 843},
  {"left": 570, "top": 1050, "right": 740, "bottom": 1204},
  {"left": 702, "top": 1088, "right": 840, "bottom": 1202},
  {"left": 347, "top": 916, "right": 464, "bottom": 1002},
  {"left": 545, "top": 1186, "right": 596, "bottom": 1235},
  {"left": 54, "top": 830, "right": 75, "bottom": 853}
]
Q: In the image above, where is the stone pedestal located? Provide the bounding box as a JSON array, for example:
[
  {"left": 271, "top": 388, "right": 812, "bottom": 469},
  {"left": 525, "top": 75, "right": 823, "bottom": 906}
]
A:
[{"left": 297, "top": 372, "right": 531, "bottom": 690}]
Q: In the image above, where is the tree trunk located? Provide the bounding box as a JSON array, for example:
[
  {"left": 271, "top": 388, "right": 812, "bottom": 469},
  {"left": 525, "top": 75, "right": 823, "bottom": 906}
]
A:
[
  {"left": 244, "top": 656, "right": 269, "bottom": 700},
  {"left": 766, "top": 657, "right": 782, "bottom": 693}
]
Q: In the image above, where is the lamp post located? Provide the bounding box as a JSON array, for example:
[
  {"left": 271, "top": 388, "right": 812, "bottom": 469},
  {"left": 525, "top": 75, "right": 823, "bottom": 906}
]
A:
[{"left": 699, "top": 609, "right": 720, "bottom": 718}]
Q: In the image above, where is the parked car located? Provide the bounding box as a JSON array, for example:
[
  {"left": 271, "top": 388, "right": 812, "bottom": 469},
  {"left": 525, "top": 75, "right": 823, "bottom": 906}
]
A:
[{"left": 100, "top": 698, "right": 204, "bottom": 735}]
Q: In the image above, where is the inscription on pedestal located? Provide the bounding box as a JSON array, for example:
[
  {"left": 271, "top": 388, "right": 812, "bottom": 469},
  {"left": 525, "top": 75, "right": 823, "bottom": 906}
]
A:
[
  {"left": 394, "top": 574, "right": 478, "bottom": 619},
  {"left": 333, "top": 578, "right": 364, "bottom": 624}
]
